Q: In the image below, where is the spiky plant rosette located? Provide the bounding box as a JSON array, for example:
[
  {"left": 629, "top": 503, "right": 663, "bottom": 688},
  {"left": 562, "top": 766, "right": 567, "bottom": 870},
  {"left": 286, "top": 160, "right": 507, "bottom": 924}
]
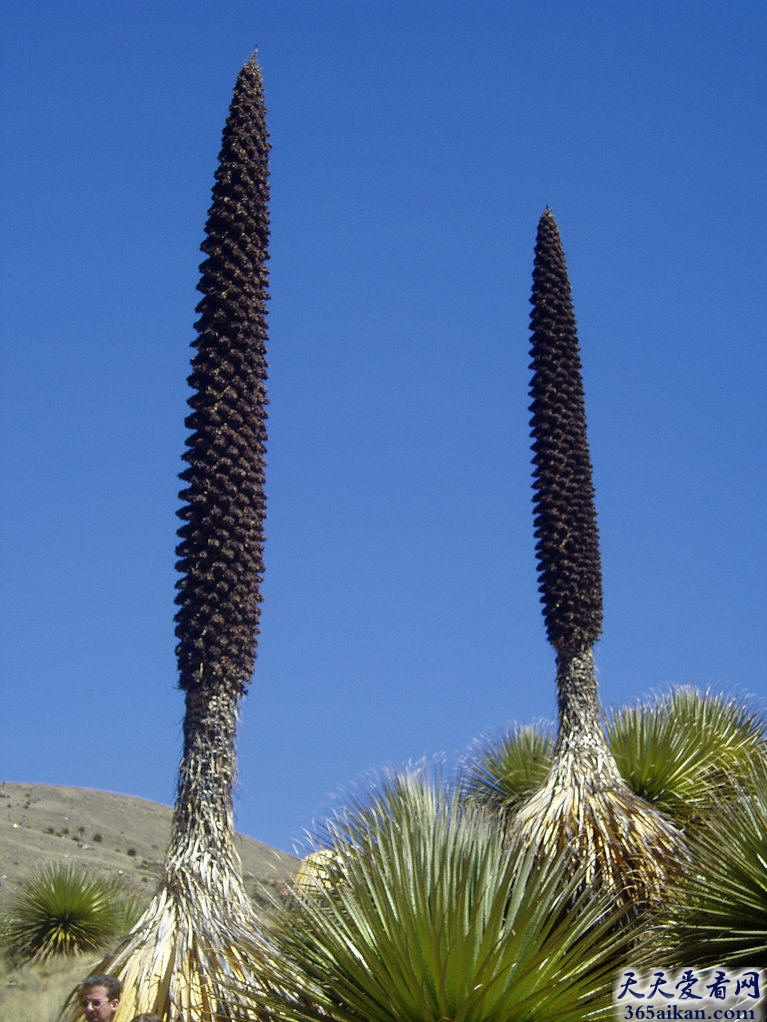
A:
[
  {"left": 517, "top": 209, "right": 682, "bottom": 906},
  {"left": 653, "top": 757, "right": 767, "bottom": 972},
  {"left": 607, "top": 686, "right": 767, "bottom": 825},
  {"left": 256, "top": 769, "right": 644, "bottom": 1022},
  {"left": 6, "top": 862, "right": 143, "bottom": 963},
  {"left": 58, "top": 53, "right": 272, "bottom": 1022},
  {"left": 460, "top": 723, "right": 554, "bottom": 818}
]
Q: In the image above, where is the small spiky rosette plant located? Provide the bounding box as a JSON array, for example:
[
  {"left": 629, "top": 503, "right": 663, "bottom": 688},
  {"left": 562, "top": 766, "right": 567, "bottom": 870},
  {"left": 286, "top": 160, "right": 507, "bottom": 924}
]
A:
[
  {"left": 6, "top": 862, "right": 142, "bottom": 962},
  {"left": 58, "top": 53, "right": 271, "bottom": 1022},
  {"left": 514, "top": 208, "right": 682, "bottom": 906}
]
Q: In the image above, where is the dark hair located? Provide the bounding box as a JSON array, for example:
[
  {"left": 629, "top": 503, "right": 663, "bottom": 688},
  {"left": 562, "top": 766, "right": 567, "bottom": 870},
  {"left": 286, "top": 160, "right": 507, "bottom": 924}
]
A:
[
  {"left": 131, "top": 1015, "right": 161, "bottom": 1022},
  {"left": 81, "top": 974, "right": 121, "bottom": 1001}
]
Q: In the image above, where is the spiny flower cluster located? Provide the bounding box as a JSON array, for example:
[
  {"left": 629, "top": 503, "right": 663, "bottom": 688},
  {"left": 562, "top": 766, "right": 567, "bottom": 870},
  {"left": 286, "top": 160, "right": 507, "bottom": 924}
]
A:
[
  {"left": 175, "top": 56, "right": 270, "bottom": 692},
  {"left": 528, "top": 208, "right": 602, "bottom": 653}
]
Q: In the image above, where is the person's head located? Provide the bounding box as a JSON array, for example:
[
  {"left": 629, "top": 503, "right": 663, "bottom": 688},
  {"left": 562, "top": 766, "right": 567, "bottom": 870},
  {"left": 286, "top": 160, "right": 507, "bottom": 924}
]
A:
[
  {"left": 80, "top": 974, "right": 121, "bottom": 1022},
  {"left": 130, "top": 1015, "right": 161, "bottom": 1022}
]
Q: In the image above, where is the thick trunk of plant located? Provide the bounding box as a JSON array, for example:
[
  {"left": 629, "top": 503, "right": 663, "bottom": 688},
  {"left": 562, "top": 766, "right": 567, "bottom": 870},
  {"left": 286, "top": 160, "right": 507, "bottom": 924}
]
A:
[
  {"left": 553, "top": 649, "right": 632, "bottom": 788},
  {"left": 555, "top": 649, "right": 601, "bottom": 753},
  {"left": 162, "top": 682, "right": 254, "bottom": 922},
  {"left": 553, "top": 648, "right": 621, "bottom": 773},
  {"left": 516, "top": 649, "right": 683, "bottom": 905}
]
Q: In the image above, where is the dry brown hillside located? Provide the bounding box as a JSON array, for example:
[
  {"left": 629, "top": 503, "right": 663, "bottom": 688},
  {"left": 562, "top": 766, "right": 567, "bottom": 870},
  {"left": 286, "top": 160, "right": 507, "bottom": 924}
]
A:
[{"left": 0, "top": 782, "right": 298, "bottom": 916}]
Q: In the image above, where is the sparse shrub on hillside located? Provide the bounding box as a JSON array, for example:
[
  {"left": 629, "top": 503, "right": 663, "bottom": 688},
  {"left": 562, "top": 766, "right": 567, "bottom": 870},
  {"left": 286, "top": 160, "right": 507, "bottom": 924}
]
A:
[
  {"left": 5, "top": 862, "right": 143, "bottom": 962},
  {"left": 0, "top": 954, "right": 87, "bottom": 1022},
  {"left": 0, "top": 912, "right": 12, "bottom": 960}
]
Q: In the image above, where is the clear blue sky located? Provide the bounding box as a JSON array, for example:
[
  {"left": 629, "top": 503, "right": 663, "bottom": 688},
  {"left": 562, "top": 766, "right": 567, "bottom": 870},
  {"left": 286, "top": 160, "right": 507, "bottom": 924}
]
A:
[{"left": 1, "top": 2, "right": 765, "bottom": 855}]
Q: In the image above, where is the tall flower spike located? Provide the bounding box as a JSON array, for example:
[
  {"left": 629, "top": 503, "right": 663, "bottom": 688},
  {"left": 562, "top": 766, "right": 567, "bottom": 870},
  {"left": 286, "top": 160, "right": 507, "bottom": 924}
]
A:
[
  {"left": 514, "top": 208, "right": 684, "bottom": 911},
  {"left": 529, "top": 207, "right": 602, "bottom": 654},
  {"left": 57, "top": 56, "right": 274, "bottom": 1022},
  {"left": 174, "top": 51, "right": 270, "bottom": 693}
]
